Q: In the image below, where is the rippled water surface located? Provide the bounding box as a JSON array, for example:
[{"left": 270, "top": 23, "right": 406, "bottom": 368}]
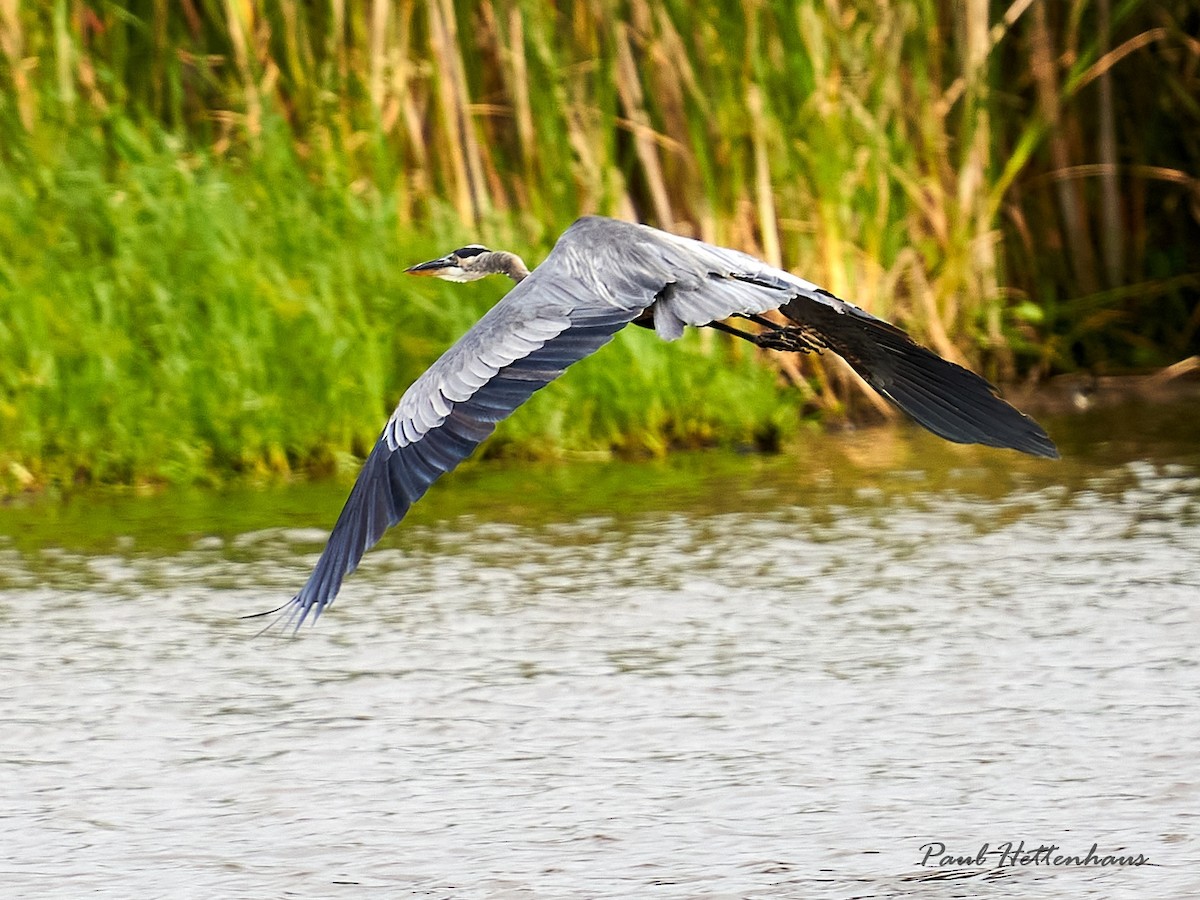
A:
[{"left": 3, "top": 401, "right": 1199, "bottom": 898}]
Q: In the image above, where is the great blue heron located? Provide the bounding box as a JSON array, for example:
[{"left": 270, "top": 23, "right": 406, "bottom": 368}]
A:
[{"left": 256, "top": 216, "right": 1057, "bottom": 631}]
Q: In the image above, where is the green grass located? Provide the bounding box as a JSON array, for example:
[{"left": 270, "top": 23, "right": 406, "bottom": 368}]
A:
[
  {"left": 0, "top": 119, "right": 791, "bottom": 494},
  {"left": 0, "top": 0, "right": 1195, "bottom": 494}
]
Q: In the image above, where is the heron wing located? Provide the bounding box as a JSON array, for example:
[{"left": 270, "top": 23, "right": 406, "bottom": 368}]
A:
[
  {"left": 268, "top": 221, "right": 662, "bottom": 630},
  {"left": 620, "top": 223, "right": 1058, "bottom": 459},
  {"left": 772, "top": 288, "right": 1059, "bottom": 458},
  {"left": 267, "top": 216, "right": 1055, "bottom": 632}
]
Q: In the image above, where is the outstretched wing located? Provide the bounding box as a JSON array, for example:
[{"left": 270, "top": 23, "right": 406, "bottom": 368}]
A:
[
  {"left": 775, "top": 289, "right": 1058, "bottom": 457},
  {"left": 265, "top": 220, "right": 670, "bottom": 630},
  {"left": 626, "top": 225, "right": 1058, "bottom": 459},
  {"left": 263, "top": 216, "right": 1056, "bottom": 632}
]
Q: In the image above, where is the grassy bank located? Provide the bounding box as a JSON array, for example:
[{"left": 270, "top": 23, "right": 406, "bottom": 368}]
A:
[
  {"left": 0, "top": 1, "right": 1196, "bottom": 494},
  {"left": 0, "top": 121, "right": 790, "bottom": 494}
]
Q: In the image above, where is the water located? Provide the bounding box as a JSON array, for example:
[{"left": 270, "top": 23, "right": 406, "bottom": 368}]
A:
[{"left": 3, "top": 400, "right": 1199, "bottom": 898}]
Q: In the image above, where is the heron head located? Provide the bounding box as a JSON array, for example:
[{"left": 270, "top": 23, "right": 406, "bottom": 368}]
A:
[
  {"left": 406, "top": 245, "right": 530, "bottom": 283},
  {"left": 405, "top": 245, "right": 495, "bottom": 282}
]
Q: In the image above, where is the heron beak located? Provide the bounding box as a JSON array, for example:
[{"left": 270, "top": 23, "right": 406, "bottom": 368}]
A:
[{"left": 405, "top": 255, "right": 455, "bottom": 277}]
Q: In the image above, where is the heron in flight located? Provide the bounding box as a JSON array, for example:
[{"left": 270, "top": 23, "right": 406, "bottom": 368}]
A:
[{"left": 258, "top": 216, "right": 1056, "bottom": 631}]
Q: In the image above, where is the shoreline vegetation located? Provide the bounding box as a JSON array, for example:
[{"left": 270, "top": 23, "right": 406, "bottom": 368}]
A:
[{"left": 1, "top": 1, "right": 1197, "bottom": 497}]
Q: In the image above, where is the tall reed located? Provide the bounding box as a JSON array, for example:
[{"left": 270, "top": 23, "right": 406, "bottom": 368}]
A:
[{"left": 0, "top": 0, "right": 1195, "bottom": 491}]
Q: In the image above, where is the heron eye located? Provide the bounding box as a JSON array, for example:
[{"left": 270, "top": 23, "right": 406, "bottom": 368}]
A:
[{"left": 453, "top": 246, "right": 488, "bottom": 260}]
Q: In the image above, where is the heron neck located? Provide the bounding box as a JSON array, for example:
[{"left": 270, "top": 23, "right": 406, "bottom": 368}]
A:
[{"left": 491, "top": 251, "right": 530, "bottom": 283}]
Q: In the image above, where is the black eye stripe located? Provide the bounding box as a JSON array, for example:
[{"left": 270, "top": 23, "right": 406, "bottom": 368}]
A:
[{"left": 453, "top": 246, "right": 489, "bottom": 259}]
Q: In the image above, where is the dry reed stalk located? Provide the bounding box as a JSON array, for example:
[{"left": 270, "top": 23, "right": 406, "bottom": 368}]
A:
[
  {"left": 73, "top": 23, "right": 105, "bottom": 114},
  {"left": 913, "top": 259, "right": 970, "bottom": 368},
  {"left": 223, "top": 0, "right": 262, "bottom": 143},
  {"left": 1029, "top": 0, "right": 1098, "bottom": 296},
  {"left": 426, "top": 0, "right": 475, "bottom": 222},
  {"left": 55, "top": 0, "right": 77, "bottom": 111},
  {"left": 0, "top": 0, "right": 34, "bottom": 129},
  {"left": 472, "top": 1, "right": 521, "bottom": 212},
  {"left": 613, "top": 21, "right": 674, "bottom": 229},
  {"left": 564, "top": 84, "right": 604, "bottom": 212},
  {"left": 442, "top": 0, "right": 492, "bottom": 219},
  {"left": 1069, "top": 28, "right": 1169, "bottom": 94},
  {"left": 506, "top": 6, "right": 536, "bottom": 180},
  {"left": 275, "top": 0, "right": 306, "bottom": 106},
  {"left": 329, "top": 0, "right": 346, "bottom": 79},
  {"left": 955, "top": 0, "right": 1005, "bottom": 365},
  {"left": 1096, "top": 0, "right": 1122, "bottom": 288},
  {"left": 369, "top": 0, "right": 388, "bottom": 112},
  {"left": 747, "top": 84, "right": 780, "bottom": 267},
  {"left": 150, "top": 0, "right": 168, "bottom": 116},
  {"left": 392, "top": 0, "right": 428, "bottom": 208},
  {"left": 940, "top": 0, "right": 1037, "bottom": 115},
  {"left": 644, "top": 12, "right": 698, "bottom": 230}
]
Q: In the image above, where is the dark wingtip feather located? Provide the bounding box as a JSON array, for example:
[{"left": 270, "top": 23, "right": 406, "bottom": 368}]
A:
[
  {"left": 782, "top": 297, "right": 1059, "bottom": 459},
  {"left": 872, "top": 348, "right": 1059, "bottom": 458},
  {"left": 258, "top": 438, "right": 430, "bottom": 634},
  {"left": 883, "top": 371, "right": 1060, "bottom": 459}
]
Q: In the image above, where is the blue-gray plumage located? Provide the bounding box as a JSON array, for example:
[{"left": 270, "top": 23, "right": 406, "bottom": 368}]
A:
[{"left": 255, "top": 216, "right": 1057, "bottom": 632}]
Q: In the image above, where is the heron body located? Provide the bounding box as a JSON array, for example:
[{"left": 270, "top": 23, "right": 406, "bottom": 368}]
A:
[{"left": 261, "top": 216, "right": 1057, "bottom": 631}]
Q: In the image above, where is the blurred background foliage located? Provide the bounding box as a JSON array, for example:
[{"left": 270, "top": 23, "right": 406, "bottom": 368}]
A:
[{"left": 0, "top": 0, "right": 1197, "bottom": 492}]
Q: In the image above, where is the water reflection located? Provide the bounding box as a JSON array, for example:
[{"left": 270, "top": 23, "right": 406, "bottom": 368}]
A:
[{"left": 2, "top": 401, "right": 1199, "bottom": 897}]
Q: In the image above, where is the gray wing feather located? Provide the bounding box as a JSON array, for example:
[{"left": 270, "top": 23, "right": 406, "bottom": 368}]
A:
[
  {"left": 268, "top": 216, "right": 1055, "bottom": 632},
  {"left": 588, "top": 222, "right": 1057, "bottom": 459},
  {"left": 268, "top": 221, "right": 659, "bottom": 630}
]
